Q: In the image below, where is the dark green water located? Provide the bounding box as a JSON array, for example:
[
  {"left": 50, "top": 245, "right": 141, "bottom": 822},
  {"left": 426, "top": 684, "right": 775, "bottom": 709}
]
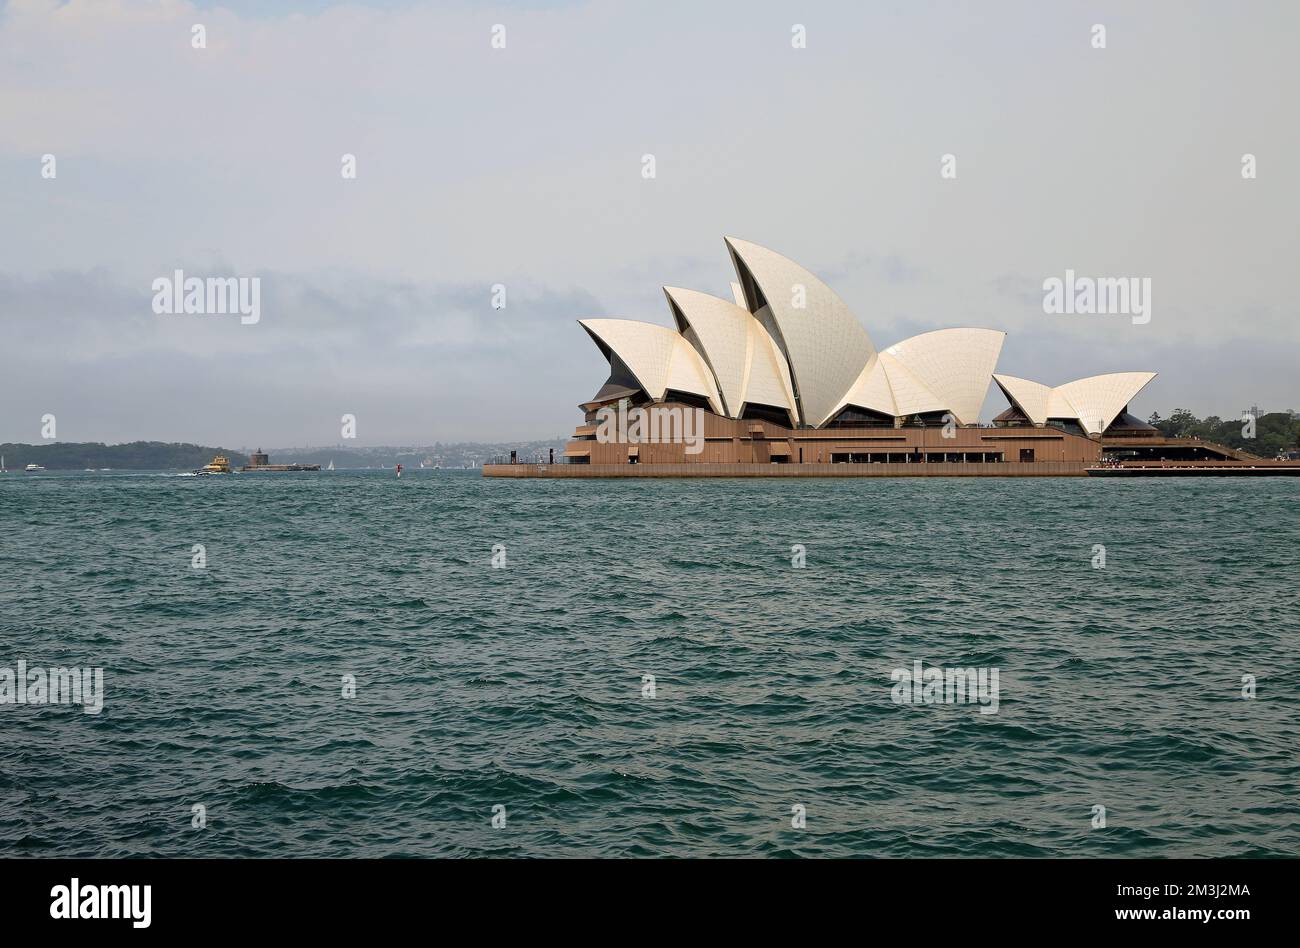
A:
[{"left": 1, "top": 470, "right": 1297, "bottom": 857}]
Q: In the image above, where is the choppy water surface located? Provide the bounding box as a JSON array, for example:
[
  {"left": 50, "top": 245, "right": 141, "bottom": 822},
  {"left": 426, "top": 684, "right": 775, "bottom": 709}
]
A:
[{"left": 1, "top": 470, "right": 1297, "bottom": 857}]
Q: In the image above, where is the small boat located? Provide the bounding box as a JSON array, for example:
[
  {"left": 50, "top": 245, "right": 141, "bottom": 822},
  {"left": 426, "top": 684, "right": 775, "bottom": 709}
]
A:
[
  {"left": 25, "top": 463, "right": 45, "bottom": 473},
  {"left": 327, "top": 460, "right": 335, "bottom": 471},
  {"left": 195, "top": 454, "right": 233, "bottom": 475},
  {"left": 0, "top": 455, "right": 7, "bottom": 473}
]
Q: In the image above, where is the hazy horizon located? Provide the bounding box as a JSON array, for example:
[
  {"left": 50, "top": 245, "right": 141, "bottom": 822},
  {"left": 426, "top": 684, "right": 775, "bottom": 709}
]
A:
[{"left": 3, "top": 0, "right": 1297, "bottom": 444}]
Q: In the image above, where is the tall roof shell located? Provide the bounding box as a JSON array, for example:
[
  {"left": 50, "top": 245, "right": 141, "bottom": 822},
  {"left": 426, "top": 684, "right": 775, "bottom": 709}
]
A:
[
  {"left": 579, "top": 318, "right": 723, "bottom": 414},
  {"left": 663, "top": 286, "right": 796, "bottom": 422},
  {"left": 724, "top": 237, "right": 875, "bottom": 427},
  {"left": 884, "top": 328, "right": 1005, "bottom": 425},
  {"left": 744, "top": 325, "right": 799, "bottom": 419}
]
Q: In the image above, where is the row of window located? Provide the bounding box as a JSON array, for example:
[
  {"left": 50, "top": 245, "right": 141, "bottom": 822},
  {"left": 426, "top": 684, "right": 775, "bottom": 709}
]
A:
[
  {"left": 567, "top": 451, "right": 1033, "bottom": 465},
  {"left": 829, "top": 452, "right": 1009, "bottom": 464}
]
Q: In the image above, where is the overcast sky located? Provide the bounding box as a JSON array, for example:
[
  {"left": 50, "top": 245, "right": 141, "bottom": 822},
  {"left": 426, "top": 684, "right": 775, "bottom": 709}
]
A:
[{"left": 1, "top": 0, "right": 1296, "bottom": 446}]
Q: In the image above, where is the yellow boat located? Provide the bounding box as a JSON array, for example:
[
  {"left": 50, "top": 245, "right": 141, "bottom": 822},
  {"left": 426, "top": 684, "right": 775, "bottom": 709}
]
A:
[{"left": 197, "top": 454, "right": 232, "bottom": 475}]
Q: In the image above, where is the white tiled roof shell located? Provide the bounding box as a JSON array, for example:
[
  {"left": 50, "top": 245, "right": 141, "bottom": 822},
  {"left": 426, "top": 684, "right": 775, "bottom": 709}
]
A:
[
  {"left": 578, "top": 318, "right": 723, "bottom": 414},
  {"left": 993, "top": 374, "right": 1053, "bottom": 423},
  {"left": 879, "top": 353, "right": 949, "bottom": 417},
  {"left": 884, "top": 328, "right": 1006, "bottom": 425},
  {"left": 1056, "top": 372, "right": 1157, "bottom": 435},
  {"left": 832, "top": 354, "right": 896, "bottom": 417},
  {"left": 995, "top": 372, "right": 1156, "bottom": 434},
  {"left": 663, "top": 286, "right": 796, "bottom": 422},
  {"left": 725, "top": 237, "right": 876, "bottom": 427}
]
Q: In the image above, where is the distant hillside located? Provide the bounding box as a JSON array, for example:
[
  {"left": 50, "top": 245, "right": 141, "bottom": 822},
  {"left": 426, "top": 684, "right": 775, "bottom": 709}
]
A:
[
  {"left": 0, "top": 442, "right": 249, "bottom": 471},
  {"left": 261, "top": 440, "right": 568, "bottom": 469},
  {"left": 0, "top": 439, "right": 570, "bottom": 471}
]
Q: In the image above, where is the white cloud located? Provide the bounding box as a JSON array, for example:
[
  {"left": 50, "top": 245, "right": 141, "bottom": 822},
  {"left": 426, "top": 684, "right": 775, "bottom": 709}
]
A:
[{"left": 1, "top": 0, "right": 1297, "bottom": 439}]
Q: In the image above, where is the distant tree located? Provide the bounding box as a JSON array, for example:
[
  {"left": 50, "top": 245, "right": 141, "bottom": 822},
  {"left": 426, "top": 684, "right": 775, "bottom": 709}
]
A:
[
  {"left": 1140, "top": 410, "right": 1299, "bottom": 458},
  {"left": 1166, "top": 408, "right": 1198, "bottom": 438}
]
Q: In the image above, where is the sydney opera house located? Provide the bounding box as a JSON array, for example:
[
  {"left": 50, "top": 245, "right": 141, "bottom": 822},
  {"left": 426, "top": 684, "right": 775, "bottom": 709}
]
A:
[{"left": 487, "top": 237, "right": 1268, "bottom": 477}]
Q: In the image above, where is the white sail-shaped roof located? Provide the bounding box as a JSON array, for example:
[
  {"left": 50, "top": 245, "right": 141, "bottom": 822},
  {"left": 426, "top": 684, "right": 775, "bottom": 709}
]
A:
[
  {"left": 993, "top": 375, "right": 1053, "bottom": 424},
  {"left": 1046, "top": 387, "right": 1079, "bottom": 421},
  {"left": 1056, "top": 372, "right": 1157, "bottom": 435},
  {"left": 995, "top": 371, "right": 1156, "bottom": 434},
  {"left": 663, "top": 287, "right": 796, "bottom": 423},
  {"left": 745, "top": 324, "right": 800, "bottom": 419},
  {"left": 831, "top": 329, "right": 1004, "bottom": 424},
  {"left": 575, "top": 236, "right": 1156, "bottom": 436},
  {"left": 833, "top": 355, "right": 896, "bottom": 418},
  {"left": 579, "top": 318, "right": 722, "bottom": 414},
  {"left": 884, "top": 328, "right": 1005, "bottom": 425},
  {"left": 879, "top": 353, "right": 948, "bottom": 417},
  {"left": 729, "top": 282, "right": 748, "bottom": 310},
  {"left": 725, "top": 237, "right": 875, "bottom": 427},
  {"left": 663, "top": 288, "right": 748, "bottom": 415},
  {"left": 834, "top": 353, "right": 947, "bottom": 419}
]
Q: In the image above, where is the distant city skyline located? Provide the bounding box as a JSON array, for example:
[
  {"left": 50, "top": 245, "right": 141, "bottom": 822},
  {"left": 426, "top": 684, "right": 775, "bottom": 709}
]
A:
[{"left": 2, "top": 0, "right": 1296, "bottom": 444}]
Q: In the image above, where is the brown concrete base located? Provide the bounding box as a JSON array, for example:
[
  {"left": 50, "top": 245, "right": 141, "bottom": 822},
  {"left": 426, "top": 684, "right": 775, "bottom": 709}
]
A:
[{"left": 483, "top": 461, "right": 1091, "bottom": 478}]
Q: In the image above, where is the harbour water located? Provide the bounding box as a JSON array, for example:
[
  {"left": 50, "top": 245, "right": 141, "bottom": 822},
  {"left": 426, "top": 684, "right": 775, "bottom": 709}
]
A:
[{"left": 1, "top": 471, "right": 1297, "bottom": 857}]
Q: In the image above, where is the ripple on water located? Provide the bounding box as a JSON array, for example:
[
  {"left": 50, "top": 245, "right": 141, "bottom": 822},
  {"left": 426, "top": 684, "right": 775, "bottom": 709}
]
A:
[{"left": 0, "top": 472, "right": 1297, "bottom": 857}]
